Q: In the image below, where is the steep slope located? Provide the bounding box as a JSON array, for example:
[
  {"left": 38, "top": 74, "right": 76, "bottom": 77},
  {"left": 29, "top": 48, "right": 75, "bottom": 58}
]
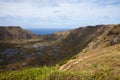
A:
[
  {"left": 51, "top": 25, "right": 115, "bottom": 66},
  {"left": 60, "top": 24, "right": 120, "bottom": 77},
  {"left": 38, "top": 25, "right": 117, "bottom": 67},
  {"left": 0, "top": 26, "right": 39, "bottom": 40},
  {"left": 61, "top": 25, "right": 114, "bottom": 53}
]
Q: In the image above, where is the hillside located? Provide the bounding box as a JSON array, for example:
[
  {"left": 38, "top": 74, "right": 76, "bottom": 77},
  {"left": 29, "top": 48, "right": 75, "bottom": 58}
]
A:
[
  {"left": 59, "top": 24, "right": 120, "bottom": 79},
  {"left": 48, "top": 25, "right": 116, "bottom": 65},
  {"left": 0, "top": 24, "right": 119, "bottom": 70},
  {"left": 0, "top": 26, "right": 39, "bottom": 40},
  {"left": 0, "top": 24, "right": 120, "bottom": 80}
]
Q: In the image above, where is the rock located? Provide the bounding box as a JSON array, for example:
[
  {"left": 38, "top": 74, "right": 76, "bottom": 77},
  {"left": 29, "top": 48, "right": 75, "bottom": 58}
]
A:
[
  {"left": 0, "top": 52, "right": 3, "bottom": 56},
  {"left": 52, "top": 46, "right": 60, "bottom": 52},
  {"left": 111, "top": 35, "right": 120, "bottom": 45},
  {"left": 37, "top": 52, "right": 43, "bottom": 56},
  {"left": 53, "top": 49, "right": 59, "bottom": 52},
  {"left": 0, "top": 59, "right": 3, "bottom": 63},
  {"left": 33, "top": 45, "right": 45, "bottom": 49},
  {"left": 24, "top": 46, "right": 30, "bottom": 48},
  {"left": 55, "top": 53, "right": 59, "bottom": 57},
  {"left": 33, "top": 44, "right": 39, "bottom": 48},
  {"left": 52, "top": 46, "right": 60, "bottom": 49},
  {"left": 45, "top": 44, "right": 49, "bottom": 46},
  {"left": 28, "top": 53, "right": 35, "bottom": 57},
  {"left": 4, "top": 48, "right": 18, "bottom": 56},
  {"left": 22, "top": 63, "right": 27, "bottom": 66},
  {"left": 11, "top": 68, "right": 16, "bottom": 70},
  {"left": 20, "top": 52, "right": 24, "bottom": 54},
  {"left": 39, "top": 46, "right": 45, "bottom": 49}
]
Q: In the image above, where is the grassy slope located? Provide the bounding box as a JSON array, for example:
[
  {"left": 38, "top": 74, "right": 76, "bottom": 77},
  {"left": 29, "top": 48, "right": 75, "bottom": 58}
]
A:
[
  {"left": 65, "top": 44, "right": 120, "bottom": 77},
  {"left": 0, "top": 60, "right": 120, "bottom": 80},
  {"left": 60, "top": 25, "right": 120, "bottom": 70},
  {"left": 58, "top": 25, "right": 114, "bottom": 66},
  {"left": 59, "top": 25, "right": 120, "bottom": 79}
]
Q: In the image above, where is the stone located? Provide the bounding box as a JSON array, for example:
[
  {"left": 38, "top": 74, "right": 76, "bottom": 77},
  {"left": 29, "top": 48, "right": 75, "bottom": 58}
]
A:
[
  {"left": 22, "top": 63, "right": 27, "bottom": 66},
  {"left": 33, "top": 44, "right": 39, "bottom": 48},
  {"left": 111, "top": 36, "right": 120, "bottom": 45},
  {"left": 53, "top": 49, "right": 59, "bottom": 52},
  {"left": 0, "top": 59, "right": 3, "bottom": 62},
  {"left": 37, "top": 52, "right": 43, "bottom": 56},
  {"left": 4, "top": 48, "right": 18, "bottom": 56}
]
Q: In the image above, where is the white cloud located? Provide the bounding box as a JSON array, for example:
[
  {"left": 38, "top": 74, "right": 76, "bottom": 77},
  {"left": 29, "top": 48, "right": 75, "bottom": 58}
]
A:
[
  {"left": 0, "top": 0, "right": 120, "bottom": 28},
  {"left": 0, "top": 1, "right": 119, "bottom": 18}
]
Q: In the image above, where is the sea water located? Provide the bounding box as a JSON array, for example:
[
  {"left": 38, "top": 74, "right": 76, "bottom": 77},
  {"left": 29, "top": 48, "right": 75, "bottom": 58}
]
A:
[{"left": 28, "top": 29, "right": 69, "bottom": 35}]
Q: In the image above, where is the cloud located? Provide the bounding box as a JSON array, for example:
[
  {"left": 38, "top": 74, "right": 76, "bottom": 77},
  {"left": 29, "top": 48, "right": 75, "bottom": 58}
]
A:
[{"left": 0, "top": 0, "right": 120, "bottom": 28}]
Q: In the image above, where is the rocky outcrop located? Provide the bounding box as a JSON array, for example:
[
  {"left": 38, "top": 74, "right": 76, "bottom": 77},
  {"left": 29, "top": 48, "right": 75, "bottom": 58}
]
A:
[
  {"left": 111, "top": 35, "right": 120, "bottom": 45},
  {"left": 109, "top": 25, "right": 120, "bottom": 45}
]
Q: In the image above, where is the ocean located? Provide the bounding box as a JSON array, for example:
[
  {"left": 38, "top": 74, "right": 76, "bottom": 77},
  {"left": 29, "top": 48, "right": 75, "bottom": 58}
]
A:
[{"left": 27, "top": 29, "right": 69, "bottom": 35}]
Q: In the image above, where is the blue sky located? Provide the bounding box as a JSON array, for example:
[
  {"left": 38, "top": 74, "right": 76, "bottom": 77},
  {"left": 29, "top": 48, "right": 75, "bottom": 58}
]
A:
[{"left": 0, "top": 0, "right": 120, "bottom": 29}]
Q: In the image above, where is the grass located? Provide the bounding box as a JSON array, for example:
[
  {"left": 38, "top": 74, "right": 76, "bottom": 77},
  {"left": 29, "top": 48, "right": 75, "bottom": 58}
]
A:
[
  {"left": 0, "top": 65, "right": 120, "bottom": 80},
  {"left": 0, "top": 66, "right": 57, "bottom": 80}
]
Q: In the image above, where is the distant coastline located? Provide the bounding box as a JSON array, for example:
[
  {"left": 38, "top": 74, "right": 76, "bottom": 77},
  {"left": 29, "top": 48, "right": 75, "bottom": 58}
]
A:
[{"left": 27, "top": 28, "right": 70, "bottom": 35}]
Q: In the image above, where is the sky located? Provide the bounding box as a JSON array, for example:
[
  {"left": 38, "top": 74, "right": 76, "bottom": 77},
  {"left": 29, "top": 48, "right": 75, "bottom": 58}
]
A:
[{"left": 0, "top": 0, "right": 120, "bottom": 29}]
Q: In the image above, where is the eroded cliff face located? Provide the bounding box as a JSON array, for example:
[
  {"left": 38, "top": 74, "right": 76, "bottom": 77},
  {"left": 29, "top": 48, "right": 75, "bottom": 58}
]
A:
[
  {"left": 58, "top": 25, "right": 115, "bottom": 55},
  {"left": 0, "top": 26, "right": 39, "bottom": 40}
]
